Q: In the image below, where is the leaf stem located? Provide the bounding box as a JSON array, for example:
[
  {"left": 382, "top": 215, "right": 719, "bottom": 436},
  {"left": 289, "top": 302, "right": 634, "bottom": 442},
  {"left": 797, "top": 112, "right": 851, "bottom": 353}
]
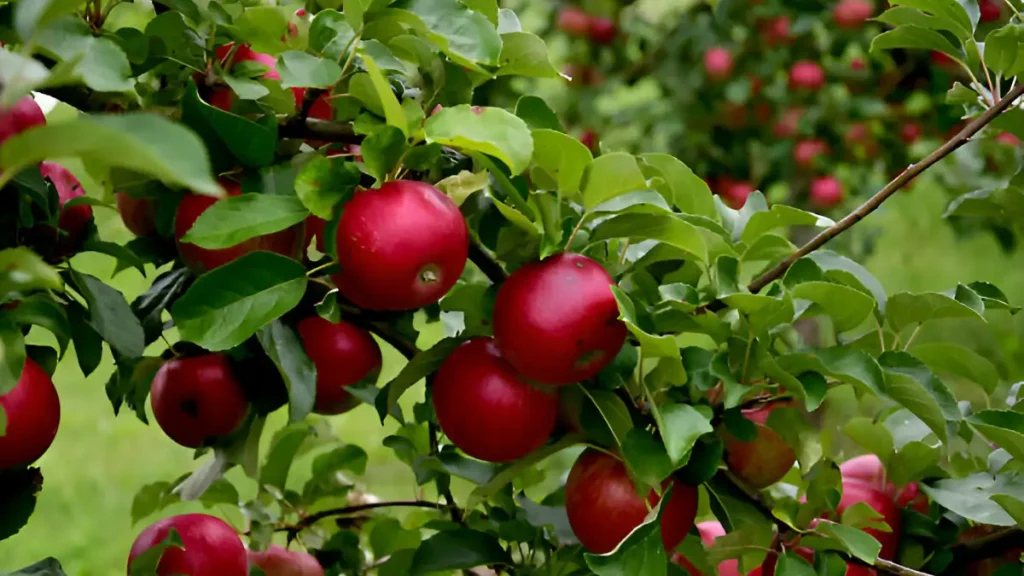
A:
[
  {"left": 563, "top": 214, "right": 587, "bottom": 252},
  {"left": 745, "top": 81, "right": 1024, "bottom": 295},
  {"left": 902, "top": 324, "right": 921, "bottom": 351},
  {"left": 429, "top": 422, "right": 466, "bottom": 524}
]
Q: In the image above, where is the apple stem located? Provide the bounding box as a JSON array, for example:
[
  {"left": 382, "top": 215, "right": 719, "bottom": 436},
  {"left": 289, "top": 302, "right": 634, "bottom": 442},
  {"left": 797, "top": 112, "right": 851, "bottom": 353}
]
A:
[{"left": 744, "top": 81, "right": 1024, "bottom": 296}]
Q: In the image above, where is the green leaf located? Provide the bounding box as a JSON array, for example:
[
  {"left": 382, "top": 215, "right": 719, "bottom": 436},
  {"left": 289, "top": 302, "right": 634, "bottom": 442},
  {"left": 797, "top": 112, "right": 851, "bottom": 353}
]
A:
[
  {"left": 622, "top": 428, "right": 673, "bottom": 488},
  {"left": 410, "top": 529, "right": 512, "bottom": 575},
  {"left": 309, "top": 10, "right": 357, "bottom": 61},
  {"left": 362, "top": 126, "right": 409, "bottom": 182},
  {"left": 970, "top": 411, "right": 1024, "bottom": 464},
  {"left": 591, "top": 214, "right": 708, "bottom": 264},
  {"left": 880, "top": 351, "right": 960, "bottom": 446},
  {"left": 968, "top": 281, "right": 1020, "bottom": 313},
  {"left": 807, "top": 251, "right": 888, "bottom": 312},
  {"left": 496, "top": 32, "right": 559, "bottom": 78},
  {"left": 887, "top": 0, "right": 975, "bottom": 38},
  {"left": 425, "top": 105, "right": 533, "bottom": 175},
  {"left": 531, "top": 129, "right": 592, "bottom": 196},
  {"left": 790, "top": 282, "right": 876, "bottom": 333},
  {"left": 70, "top": 271, "right": 145, "bottom": 358},
  {"left": 814, "top": 521, "right": 881, "bottom": 565},
  {"left": 277, "top": 51, "right": 343, "bottom": 89},
  {"left": 0, "top": 323, "right": 26, "bottom": 396},
  {"left": 377, "top": 338, "right": 462, "bottom": 424},
  {"left": 294, "top": 156, "right": 361, "bottom": 220},
  {"left": 990, "top": 494, "right": 1024, "bottom": 528},
  {"left": 362, "top": 55, "right": 409, "bottom": 136},
  {"left": 3, "top": 295, "right": 71, "bottom": 355},
  {"left": 466, "top": 434, "right": 583, "bottom": 509},
  {"left": 6, "top": 557, "right": 68, "bottom": 576},
  {"left": 394, "top": 0, "right": 502, "bottom": 66},
  {"left": 14, "top": 0, "right": 82, "bottom": 42},
  {"left": 257, "top": 320, "right": 317, "bottom": 423},
  {"left": 435, "top": 171, "right": 491, "bottom": 206},
  {"left": 922, "top": 473, "right": 1024, "bottom": 526},
  {"left": 180, "top": 194, "right": 308, "bottom": 249},
  {"left": 909, "top": 342, "right": 999, "bottom": 394},
  {"left": 661, "top": 403, "right": 714, "bottom": 466},
  {"left": 515, "top": 96, "right": 563, "bottom": 132},
  {"left": 128, "top": 529, "right": 184, "bottom": 576},
  {"left": 776, "top": 347, "right": 885, "bottom": 396},
  {"left": 260, "top": 420, "right": 316, "bottom": 491},
  {"left": 34, "top": 17, "right": 133, "bottom": 93},
  {"left": 638, "top": 154, "right": 718, "bottom": 220},
  {"left": 982, "top": 24, "right": 1024, "bottom": 76},
  {"left": 776, "top": 552, "right": 816, "bottom": 576},
  {"left": 870, "top": 25, "right": 963, "bottom": 61},
  {"left": 131, "top": 267, "right": 190, "bottom": 345},
  {"left": 585, "top": 496, "right": 669, "bottom": 576},
  {"left": 875, "top": 4, "right": 973, "bottom": 41},
  {"left": 311, "top": 444, "right": 368, "bottom": 477},
  {"left": 886, "top": 287, "right": 985, "bottom": 333},
  {"left": 170, "top": 252, "right": 307, "bottom": 352},
  {"left": 181, "top": 82, "right": 278, "bottom": 170},
  {"left": 67, "top": 302, "right": 102, "bottom": 377},
  {"left": 130, "top": 481, "right": 179, "bottom": 525},
  {"left": 741, "top": 205, "right": 833, "bottom": 245},
  {"left": 582, "top": 153, "right": 648, "bottom": 210},
  {"left": 842, "top": 419, "right": 895, "bottom": 462},
  {"left": 0, "top": 248, "right": 63, "bottom": 296}
]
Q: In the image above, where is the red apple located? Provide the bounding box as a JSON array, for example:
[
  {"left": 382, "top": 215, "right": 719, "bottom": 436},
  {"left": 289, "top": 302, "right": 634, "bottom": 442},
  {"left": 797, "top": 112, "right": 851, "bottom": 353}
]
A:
[
  {"left": 794, "top": 139, "right": 829, "bottom": 168},
  {"left": 809, "top": 176, "right": 844, "bottom": 209},
  {"left": 296, "top": 315, "right": 382, "bottom": 415},
  {"left": 851, "top": 57, "right": 867, "bottom": 71},
  {"left": 763, "top": 16, "right": 792, "bottom": 46},
  {"left": 432, "top": 337, "right": 559, "bottom": 462},
  {"left": 579, "top": 129, "right": 599, "bottom": 153},
  {"left": 840, "top": 454, "right": 927, "bottom": 515},
  {"left": 834, "top": 0, "right": 873, "bottom": 28},
  {"left": 565, "top": 449, "right": 699, "bottom": 554},
  {"left": 492, "top": 253, "right": 627, "bottom": 385},
  {"left": 212, "top": 43, "right": 304, "bottom": 110},
  {"left": 774, "top": 107, "right": 804, "bottom": 138},
  {"left": 0, "top": 358, "right": 59, "bottom": 470},
  {"left": 838, "top": 480, "right": 902, "bottom": 560},
  {"left": 304, "top": 94, "right": 334, "bottom": 147},
  {"left": 127, "top": 513, "right": 247, "bottom": 576},
  {"left": 174, "top": 180, "right": 304, "bottom": 274},
  {"left": 247, "top": 545, "right": 324, "bottom": 576},
  {"left": 0, "top": 96, "right": 46, "bottom": 148},
  {"left": 589, "top": 17, "right": 618, "bottom": 45},
  {"left": 980, "top": 0, "right": 1001, "bottom": 22},
  {"left": 996, "top": 131, "right": 1020, "bottom": 146},
  {"left": 39, "top": 161, "right": 93, "bottom": 257},
  {"left": 331, "top": 180, "right": 469, "bottom": 311},
  {"left": 116, "top": 192, "right": 157, "bottom": 237},
  {"left": 722, "top": 402, "right": 797, "bottom": 489},
  {"left": 704, "top": 47, "right": 734, "bottom": 81},
  {"left": 557, "top": 7, "right": 591, "bottom": 37},
  {"left": 150, "top": 355, "right": 249, "bottom": 449},
  {"left": 719, "top": 179, "right": 755, "bottom": 210},
  {"left": 901, "top": 122, "right": 922, "bottom": 144},
  {"left": 789, "top": 60, "right": 826, "bottom": 90},
  {"left": 699, "top": 522, "right": 741, "bottom": 576}
]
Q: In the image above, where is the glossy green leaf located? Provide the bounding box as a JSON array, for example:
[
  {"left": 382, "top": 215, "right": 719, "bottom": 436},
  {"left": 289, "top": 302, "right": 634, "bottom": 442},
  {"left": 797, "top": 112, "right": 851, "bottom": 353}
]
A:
[
  {"left": 516, "top": 96, "right": 563, "bottom": 131},
  {"left": 585, "top": 503, "right": 668, "bottom": 576},
  {"left": 1, "top": 113, "right": 221, "bottom": 196},
  {"left": 277, "top": 51, "right": 343, "bottom": 89},
  {"left": 909, "top": 342, "right": 999, "bottom": 394},
  {"left": 361, "top": 126, "right": 409, "bottom": 182},
  {"left": 3, "top": 295, "right": 71, "bottom": 355},
  {"left": 180, "top": 194, "right": 308, "bottom": 249},
  {"left": 496, "top": 32, "right": 559, "bottom": 78},
  {"left": 592, "top": 214, "right": 708, "bottom": 264},
  {"left": 813, "top": 521, "right": 881, "bottom": 565},
  {"left": 425, "top": 105, "right": 533, "bottom": 175},
  {"left": 880, "top": 352, "right": 959, "bottom": 445},
  {"left": 170, "top": 252, "right": 307, "bottom": 351},
  {"left": 362, "top": 55, "right": 409, "bottom": 136},
  {"left": 777, "top": 347, "right": 885, "bottom": 396},
  {"left": 394, "top": 0, "right": 502, "bottom": 66},
  {"left": 378, "top": 338, "right": 462, "bottom": 424},
  {"left": 70, "top": 271, "right": 144, "bottom": 358},
  {"left": 294, "top": 156, "right": 361, "bottom": 220},
  {"left": 886, "top": 287, "right": 985, "bottom": 333},
  {"left": 741, "top": 205, "right": 833, "bottom": 245},
  {"left": 870, "top": 25, "right": 963, "bottom": 62},
  {"left": 466, "top": 434, "right": 583, "bottom": 509},
  {"left": 582, "top": 153, "right": 648, "bottom": 209},
  {"left": 180, "top": 82, "right": 278, "bottom": 170},
  {"left": 531, "top": 129, "right": 592, "bottom": 196},
  {"left": 790, "top": 282, "right": 875, "bottom": 333},
  {"left": 660, "top": 403, "right": 714, "bottom": 466},
  {"left": 639, "top": 154, "right": 718, "bottom": 220},
  {"left": 921, "top": 473, "right": 1024, "bottom": 526},
  {"left": 309, "top": 10, "right": 357, "bottom": 61},
  {"left": 257, "top": 320, "right": 317, "bottom": 423},
  {"left": 410, "top": 529, "right": 512, "bottom": 574},
  {"left": 622, "top": 428, "right": 673, "bottom": 488},
  {"left": 970, "top": 411, "right": 1024, "bottom": 464}
]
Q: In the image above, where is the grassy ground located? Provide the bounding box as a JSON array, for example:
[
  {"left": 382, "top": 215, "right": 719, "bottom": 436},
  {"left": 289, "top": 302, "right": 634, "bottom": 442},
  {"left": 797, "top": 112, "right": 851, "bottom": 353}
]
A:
[{"left": 3, "top": 172, "right": 1024, "bottom": 575}]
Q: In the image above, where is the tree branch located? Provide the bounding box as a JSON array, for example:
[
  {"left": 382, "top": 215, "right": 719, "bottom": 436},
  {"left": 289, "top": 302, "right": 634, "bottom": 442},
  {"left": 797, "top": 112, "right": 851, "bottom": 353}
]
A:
[
  {"left": 279, "top": 500, "right": 446, "bottom": 533},
  {"left": 946, "top": 527, "right": 1024, "bottom": 571},
  {"left": 469, "top": 241, "right": 507, "bottom": 284},
  {"left": 279, "top": 117, "right": 363, "bottom": 144},
  {"left": 430, "top": 421, "right": 466, "bottom": 524},
  {"left": 746, "top": 82, "right": 1024, "bottom": 295}
]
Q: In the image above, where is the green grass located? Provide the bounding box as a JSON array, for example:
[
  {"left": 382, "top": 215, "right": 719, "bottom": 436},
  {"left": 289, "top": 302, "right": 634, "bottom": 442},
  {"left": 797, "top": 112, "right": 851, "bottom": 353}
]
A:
[{"left": 5, "top": 175, "right": 1024, "bottom": 575}]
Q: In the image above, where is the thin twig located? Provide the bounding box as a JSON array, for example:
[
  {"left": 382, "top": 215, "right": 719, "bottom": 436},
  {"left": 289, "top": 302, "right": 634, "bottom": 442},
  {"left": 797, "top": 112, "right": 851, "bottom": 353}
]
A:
[
  {"left": 279, "top": 117, "right": 363, "bottom": 144},
  {"left": 279, "top": 500, "right": 445, "bottom": 533},
  {"left": 430, "top": 422, "right": 465, "bottom": 524},
  {"left": 469, "top": 242, "right": 507, "bottom": 284},
  {"left": 746, "top": 82, "right": 1024, "bottom": 295}
]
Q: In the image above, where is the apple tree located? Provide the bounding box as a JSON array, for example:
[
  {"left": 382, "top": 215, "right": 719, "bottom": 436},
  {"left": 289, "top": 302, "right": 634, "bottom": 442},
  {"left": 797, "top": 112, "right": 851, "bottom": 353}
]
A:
[{"left": 2, "top": 0, "right": 1024, "bottom": 575}]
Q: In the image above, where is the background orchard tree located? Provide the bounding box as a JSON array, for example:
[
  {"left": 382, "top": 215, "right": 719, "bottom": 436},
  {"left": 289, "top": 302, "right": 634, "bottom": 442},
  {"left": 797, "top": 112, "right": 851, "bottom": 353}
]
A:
[{"left": 3, "top": 0, "right": 1024, "bottom": 576}]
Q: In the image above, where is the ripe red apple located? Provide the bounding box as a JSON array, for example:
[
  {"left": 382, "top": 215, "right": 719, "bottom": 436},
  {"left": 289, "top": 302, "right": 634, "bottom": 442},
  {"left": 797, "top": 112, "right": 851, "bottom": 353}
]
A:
[
  {"left": 845, "top": 122, "right": 879, "bottom": 157},
  {"left": 763, "top": 16, "right": 792, "bottom": 46},
  {"left": 38, "top": 161, "right": 93, "bottom": 257},
  {"left": 127, "top": 513, "right": 247, "bottom": 576},
  {"left": 174, "top": 180, "right": 304, "bottom": 274},
  {"left": 150, "top": 355, "right": 249, "bottom": 449},
  {"left": 851, "top": 57, "right": 867, "bottom": 71},
  {"left": 980, "top": 0, "right": 1001, "bottom": 22},
  {"left": 718, "top": 179, "right": 755, "bottom": 209},
  {"left": 831, "top": 481, "right": 902, "bottom": 561},
  {"left": 492, "top": 253, "right": 627, "bottom": 385},
  {"left": 774, "top": 107, "right": 804, "bottom": 139},
  {"left": 211, "top": 43, "right": 304, "bottom": 110},
  {"left": 995, "top": 131, "right": 1020, "bottom": 146},
  {"left": 704, "top": 47, "right": 734, "bottom": 81},
  {"left": 557, "top": 7, "right": 591, "bottom": 37},
  {"left": 432, "top": 337, "right": 559, "bottom": 462},
  {"left": 579, "top": 129, "right": 599, "bottom": 153},
  {"left": 722, "top": 401, "right": 797, "bottom": 489},
  {"left": 304, "top": 94, "right": 334, "bottom": 147},
  {"left": 565, "top": 449, "right": 699, "bottom": 554},
  {"left": 840, "top": 454, "right": 928, "bottom": 514},
  {"left": 589, "top": 17, "right": 617, "bottom": 45},
  {"left": 794, "top": 139, "right": 829, "bottom": 168},
  {"left": 331, "top": 180, "right": 468, "bottom": 311},
  {"left": 116, "top": 192, "right": 157, "bottom": 237},
  {"left": 809, "top": 176, "right": 844, "bottom": 209},
  {"left": 0, "top": 358, "right": 59, "bottom": 470},
  {"left": 834, "top": 0, "right": 873, "bottom": 28},
  {"left": 698, "top": 522, "right": 741, "bottom": 576},
  {"left": 296, "top": 315, "right": 382, "bottom": 415},
  {"left": 0, "top": 96, "right": 46, "bottom": 148},
  {"left": 901, "top": 122, "right": 922, "bottom": 144},
  {"left": 789, "top": 61, "right": 826, "bottom": 90},
  {"left": 247, "top": 545, "right": 324, "bottom": 576}
]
